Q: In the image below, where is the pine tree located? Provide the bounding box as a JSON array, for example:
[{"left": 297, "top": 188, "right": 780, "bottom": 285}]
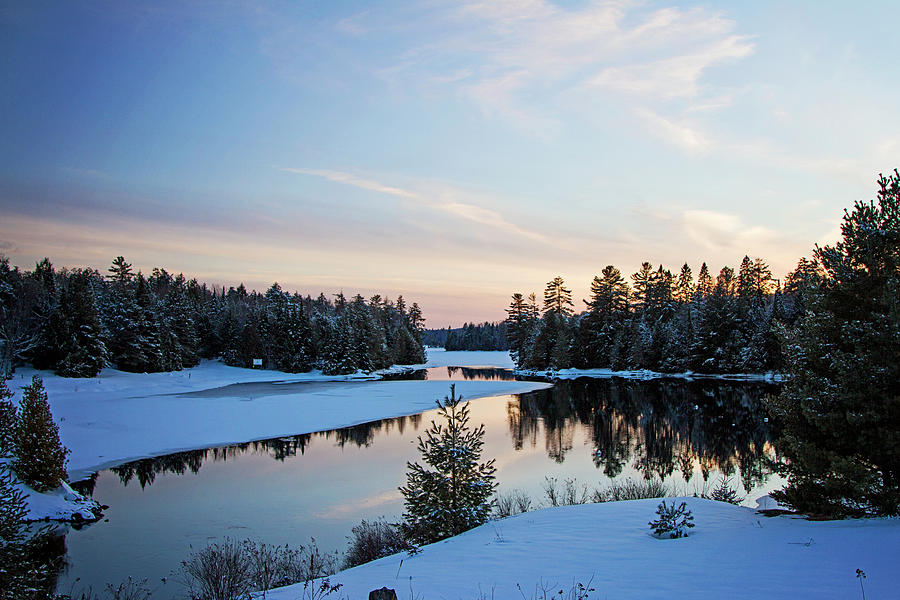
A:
[
  {"left": 106, "top": 255, "right": 134, "bottom": 288},
  {"left": 54, "top": 270, "right": 107, "bottom": 377},
  {"left": 0, "top": 461, "right": 30, "bottom": 599},
  {"left": 766, "top": 170, "right": 900, "bottom": 516},
  {"left": 0, "top": 379, "right": 16, "bottom": 457},
  {"left": 585, "top": 266, "right": 629, "bottom": 317},
  {"left": 630, "top": 262, "right": 654, "bottom": 312},
  {"left": 542, "top": 276, "right": 573, "bottom": 317},
  {"left": 737, "top": 255, "right": 754, "bottom": 300},
  {"left": 14, "top": 376, "right": 69, "bottom": 492},
  {"left": 695, "top": 262, "right": 714, "bottom": 298},
  {"left": 400, "top": 385, "right": 496, "bottom": 545},
  {"left": 674, "top": 263, "right": 694, "bottom": 304},
  {"left": 506, "top": 293, "right": 531, "bottom": 365}
]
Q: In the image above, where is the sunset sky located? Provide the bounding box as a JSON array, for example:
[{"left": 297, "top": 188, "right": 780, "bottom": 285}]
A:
[{"left": 2, "top": 1, "right": 898, "bottom": 326}]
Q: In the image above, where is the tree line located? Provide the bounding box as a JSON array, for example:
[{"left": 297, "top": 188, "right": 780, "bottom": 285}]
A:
[
  {"left": 505, "top": 255, "right": 816, "bottom": 374},
  {"left": 0, "top": 256, "right": 426, "bottom": 378},
  {"left": 423, "top": 321, "right": 509, "bottom": 351}
]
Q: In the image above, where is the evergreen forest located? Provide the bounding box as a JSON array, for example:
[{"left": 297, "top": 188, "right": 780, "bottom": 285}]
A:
[
  {"left": 506, "top": 256, "right": 815, "bottom": 374},
  {"left": 424, "top": 321, "right": 509, "bottom": 351},
  {"left": 0, "top": 256, "right": 426, "bottom": 378}
]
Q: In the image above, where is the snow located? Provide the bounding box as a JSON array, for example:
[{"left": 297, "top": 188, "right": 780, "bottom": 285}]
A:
[
  {"left": 420, "top": 348, "right": 516, "bottom": 369},
  {"left": 266, "top": 498, "right": 900, "bottom": 600},
  {"left": 19, "top": 479, "right": 102, "bottom": 522},
  {"left": 517, "top": 367, "right": 785, "bottom": 382},
  {"left": 5, "top": 350, "right": 537, "bottom": 487}
]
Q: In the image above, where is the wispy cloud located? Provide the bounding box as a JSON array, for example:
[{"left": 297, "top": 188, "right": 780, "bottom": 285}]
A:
[
  {"left": 375, "top": 1, "right": 753, "bottom": 139},
  {"left": 633, "top": 108, "right": 712, "bottom": 154},
  {"left": 284, "top": 167, "right": 549, "bottom": 243},
  {"left": 281, "top": 168, "right": 417, "bottom": 199}
]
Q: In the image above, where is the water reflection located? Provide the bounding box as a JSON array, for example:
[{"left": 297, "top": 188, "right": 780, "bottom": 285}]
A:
[
  {"left": 509, "top": 379, "right": 776, "bottom": 492},
  {"left": 76, "top": 414, "right": 425, "bottom": 493},
  {"left": 78, "top": 378, "right": 774, "bottom": 497}
]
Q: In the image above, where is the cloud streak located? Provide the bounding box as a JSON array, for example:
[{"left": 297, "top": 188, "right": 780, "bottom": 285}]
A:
[{"left": 283, "top": 167, "right": 549, "bottom": 243}]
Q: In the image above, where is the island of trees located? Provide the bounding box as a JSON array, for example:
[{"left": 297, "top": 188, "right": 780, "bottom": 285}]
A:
[{"left": 424, "top": 321, "right": 509, "bottom": 351}]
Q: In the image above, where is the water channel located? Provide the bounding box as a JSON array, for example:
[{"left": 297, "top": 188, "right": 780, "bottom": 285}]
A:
[{"left": 50, "top": 365, "right": 781, "bottom": 598}]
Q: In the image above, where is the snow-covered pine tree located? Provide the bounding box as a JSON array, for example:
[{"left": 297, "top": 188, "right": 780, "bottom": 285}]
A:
[
  {"left": 54, "top": 270, "right": 107, "bottom": 377},
  {"left": 0, "top": 460, "right": 30, "bottom": 599},
  {"left": 766, "top": 170, "right": 900, "bottom": 516},
  {"left": 0, "top": 379, "right": 16, "bottom": 457},
  {"left": 14, "top": 376, "right": 68, "bottom": 492},
  {"left": 400, "top": 384, "right": 496, "bottom": 545}
]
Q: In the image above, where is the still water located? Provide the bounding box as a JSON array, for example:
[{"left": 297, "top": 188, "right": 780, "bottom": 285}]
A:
[{"left": 54, "top": 367, "right": 781, "bottom": 597}]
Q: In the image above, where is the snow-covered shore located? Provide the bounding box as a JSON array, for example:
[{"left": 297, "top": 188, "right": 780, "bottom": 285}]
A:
[
  {"left": 6, "top": 350, "right": 538, "bottom": 483},
  {"left": 268, "top": 497, "right": 899, "bottom": 600},
  {"left": 516, "top": 366, "right": 784, "bottom": 382}
]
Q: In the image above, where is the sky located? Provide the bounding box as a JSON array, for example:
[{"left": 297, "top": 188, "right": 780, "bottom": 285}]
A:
[{"left": 1, "top": 1, "right": 898, "bottom": 327}]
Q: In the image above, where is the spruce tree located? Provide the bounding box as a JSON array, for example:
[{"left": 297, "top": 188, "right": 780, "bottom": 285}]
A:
[
  {"left": 766, "top": 170, "right": 900, "bottom": 516},
  {"left": 14, "top": 376, "right": 68, "bottom": 492},
  {"left": 400, "top": 385, "right": 496, "bottom": 545}
]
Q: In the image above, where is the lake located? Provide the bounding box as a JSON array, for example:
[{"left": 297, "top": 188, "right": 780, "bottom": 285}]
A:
[{"left": 50, "top": 365, "right": 781, "bottom": 598}]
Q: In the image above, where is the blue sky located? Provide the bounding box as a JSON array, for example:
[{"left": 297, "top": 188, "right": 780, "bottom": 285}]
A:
[{"left": 2, "top": 1, "right": 898, "bottom": 326}]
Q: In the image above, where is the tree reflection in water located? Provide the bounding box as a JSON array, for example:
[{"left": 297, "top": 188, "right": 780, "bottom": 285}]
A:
[
  {"left": 76, "top": 378, "right": 776, "bottom": 497},
  {"left": 507, "top": 378, "right": 778, "bottom": 492},
  {"left": 88, "top": 413, "right": 422, "bottom": 492}
]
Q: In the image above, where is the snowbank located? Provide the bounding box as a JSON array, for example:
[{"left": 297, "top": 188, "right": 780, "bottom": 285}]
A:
[
  {"left": 6, "top": 352, "right": 543, "bottom": 483},
  {"left": 267, "top": 498, "right": 899, "bottom": 600},
  {"left": 20, "top": 479, "right": 103, "bottom": 522},
  {"left": 517, "top": 367, "right": 785, "bottom": 382}
]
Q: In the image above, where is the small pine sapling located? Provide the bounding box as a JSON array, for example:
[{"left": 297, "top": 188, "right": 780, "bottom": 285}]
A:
[
  {"left": 649, "top": 500, "right": 695, "bottom": 539},
  {"left": 400, "top": 384, "right": 497, "bottom": 545}
]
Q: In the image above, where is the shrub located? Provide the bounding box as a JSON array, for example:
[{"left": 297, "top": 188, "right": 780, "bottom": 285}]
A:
[
  {"left": 593, "top": 478, "right": 670, "bottom": 503},
  {"left": 649, "top": 500, "right": 695, "bottom": 539},
  {"left": 179, "top": 537, "right": 337, "bottom": 600},
  {"left": 179, "top": 538, "right": 253, "bottom": 600},
  {"left": 542, "top": 477, "right": 589, "bottom": 507},
  {"left": 343, "top": 519, "right": 412, "bottom": 569},
  {"left": 14, "top": 375, "right": 69, "bottom": 492},
  {"left": 493, "top": 489, "right": 534, "bottom": 518}
]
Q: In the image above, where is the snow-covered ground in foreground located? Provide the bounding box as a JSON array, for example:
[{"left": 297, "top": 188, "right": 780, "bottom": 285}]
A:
[
  {"left": 268, "top": 498, "right": 899, "bottom": 600},
  {"left": 517, "top": 366, "right": 784, "bottom": 382},
  {"left": 6, "top": 350, "right": 533, "bottom": 484}
]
